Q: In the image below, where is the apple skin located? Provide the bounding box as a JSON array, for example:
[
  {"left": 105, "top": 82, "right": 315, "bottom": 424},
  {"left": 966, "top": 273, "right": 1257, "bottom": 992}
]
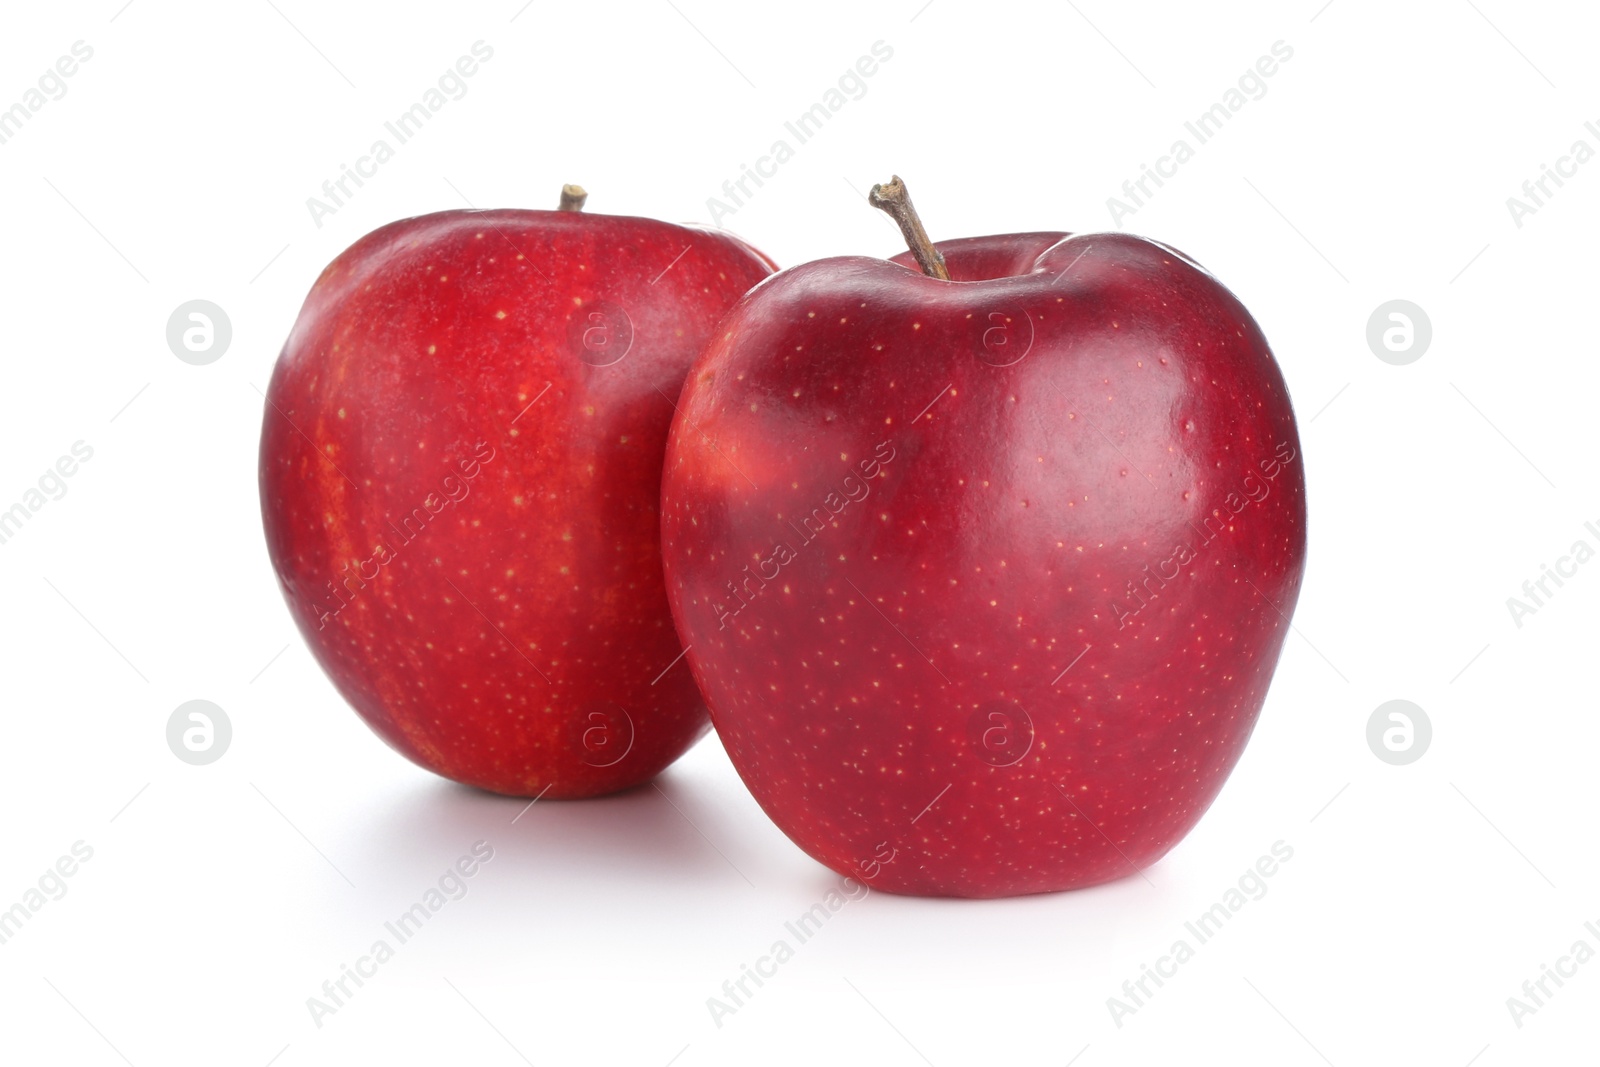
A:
[
  {"left": 660, "top": 231, "right": 1306, "bottom": 896},
  {"left": 260, "top": 207, "right": 774, "bottom": 798}
]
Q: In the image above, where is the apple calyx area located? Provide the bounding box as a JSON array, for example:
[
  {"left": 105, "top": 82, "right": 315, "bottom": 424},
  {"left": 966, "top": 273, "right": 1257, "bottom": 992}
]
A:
[{"left": 868, "top": 174, "right": 950, "bottom": 280}]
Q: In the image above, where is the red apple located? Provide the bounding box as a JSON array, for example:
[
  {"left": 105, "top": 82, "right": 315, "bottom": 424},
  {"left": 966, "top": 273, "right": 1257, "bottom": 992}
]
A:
[
  {"left": 260, "top": 188, "right": 774, "bottom": 798},
  {"left": 660, "top": 178, "right": 1306, "bottom": 896}
]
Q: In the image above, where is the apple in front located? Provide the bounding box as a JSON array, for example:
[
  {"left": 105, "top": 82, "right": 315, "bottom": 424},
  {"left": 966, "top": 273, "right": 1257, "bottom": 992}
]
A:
[
  {"left": 660, "top": 190, "right": 1306, "bottom": 896},
  {"left": 261, "top": 196, "right": 774, "bottom": 797}
]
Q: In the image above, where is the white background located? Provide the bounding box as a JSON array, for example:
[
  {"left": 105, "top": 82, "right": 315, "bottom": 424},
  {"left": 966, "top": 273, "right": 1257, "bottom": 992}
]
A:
[{"left": 1, "top": 1, "right": 1595, "bottom": 1064}]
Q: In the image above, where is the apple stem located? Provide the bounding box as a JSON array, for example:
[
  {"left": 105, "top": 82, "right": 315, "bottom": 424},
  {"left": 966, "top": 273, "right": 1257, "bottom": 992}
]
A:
[
  {"left": 868, "top": 175, "right": 949, "bottom": 281},
  {"left": 558, "top": 184, "right": 588, "bottom": 212}
]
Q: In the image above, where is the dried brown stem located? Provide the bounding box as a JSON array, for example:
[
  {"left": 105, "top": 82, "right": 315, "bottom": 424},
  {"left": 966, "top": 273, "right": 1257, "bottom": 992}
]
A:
[{"left": 868, "top": 175, "right": 948, "bottom": 280}]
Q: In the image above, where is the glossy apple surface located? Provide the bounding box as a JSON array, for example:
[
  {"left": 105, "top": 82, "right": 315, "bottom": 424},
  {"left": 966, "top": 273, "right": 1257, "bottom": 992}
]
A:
[
  {"left": 261, "top": 207, "right": 773, "bottom": 797},
  {"left": 660, "top": 231, "right": 1306, "bottom": 896}
]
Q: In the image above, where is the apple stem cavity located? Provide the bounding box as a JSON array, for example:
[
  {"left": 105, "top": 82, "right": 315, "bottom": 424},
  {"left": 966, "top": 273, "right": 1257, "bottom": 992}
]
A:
[
  {"left": 558, "top": 184, "right": 588, "bottom": 212},
  {"left": 868, "top": 175, "right": 949, "bottom": 281}
]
